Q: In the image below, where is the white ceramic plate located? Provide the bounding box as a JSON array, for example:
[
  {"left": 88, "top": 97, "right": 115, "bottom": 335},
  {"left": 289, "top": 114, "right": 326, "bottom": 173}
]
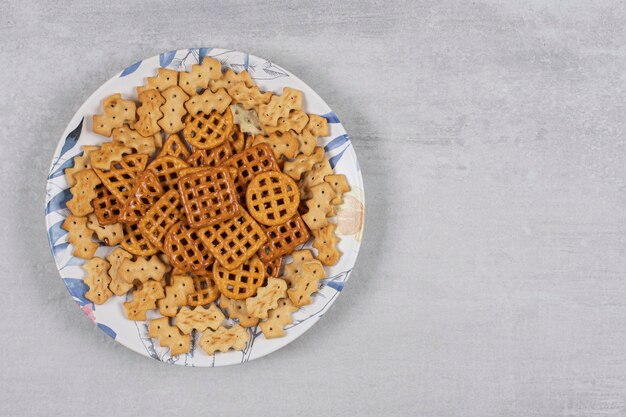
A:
[{"left": 45, "top": 48, "right": 364, "bottom": 366}]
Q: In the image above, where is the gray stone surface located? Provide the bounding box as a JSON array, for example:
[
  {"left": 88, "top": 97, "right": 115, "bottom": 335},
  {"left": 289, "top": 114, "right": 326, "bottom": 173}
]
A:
[{"left": 2, "top": 0, "right": 626, "bottom": 415}]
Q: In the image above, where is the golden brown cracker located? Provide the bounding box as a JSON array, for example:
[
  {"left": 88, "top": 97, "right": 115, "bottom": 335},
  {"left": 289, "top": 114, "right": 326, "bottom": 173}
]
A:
[
  {"left": 286, "top": 260, "right": 325, "bottom": 307},
  {"left": 118, "top": 170, "right": 164, "bottom": 224},
  {"left": 86, "top": 213, "right": 123, "bottom": 246},
  {"left": 157, "top": 274, "right": 194, "bottom": 317},
  {"left": 258, "top": 87, "right": 303, "bottom": 127},
  {"left": 251, "top": 131, "right": 299, "bottom": 159},
  {"left": 62, "top": 215, "right": 98, "bottom": 259},
  {"left": 198, "top": 324, "right": 249, "bottom": 355},
  {"left": 92, "top": 93, "right": 136, "bottom": 137},
  {"left": 176, "top": 304, "right": 225, "bottom": 334},
  {"left": 245, "top": 277, "right": 287, "bottom": 319},
  {"left": 112, "top": 125, "right": 158, "bottom": 155},
  {"left": 306, "top": 114, "right": 330, "bottom": 137},
  {"left": 312, "top": 223, "right": 341, "bottom": 266},
  {"left": 65, "top": 145, "right": 100, "bottom": 187},
  {"left": 118, "top": 255, "right": 169, "bottom": 285},
  {"left": 282, "top": 249, "right": 315, "bottom": 287},
  {"left": 137, "top": 68, "right": 179, "bottom": 94},
  {"left": 66, "top": 169, "right": 101, "bottom": 216},
  {"left": 294, "top": 128, "right": 317, "bottom": 156},
  {"left": 213, "top": 256, "right": 265, "bottom": 300},
  {"left": 263, "top": 110, "right": 309, "bottom": 135},
  {"left": 83, "top": 257, "right": 113, "bottom": 305},
  {"left": 179, "top": 57, "right": 221, "bottom": 96},
  {"left": 106, "top": 247, "right": 134, "bottom": 296},
  {"left": 245, "top": 171, "right": 300, "bottom": 227},
  {"left": 299, "top": 157, "right": 333, "bottom": 197},
  {"left": 158, "top": 134, "right": 190, "bottom": 160},
  {"left": 187, "top": 272, "right": 221, "bottom": 306},
  {"left": 324, "top": 174, "right": 350, "bottom": 206},
  {"left": 185, "top": 87, "right": 232, "bottom": 115},
  {"left": 209, "top": 69, "right": 254, "bottom": 91},
  {"left": 148, "top": 316, "right": 191, "bottom": 355},
  {"left": 124, "top": 279, "right": 165, "bottom": 321},
  {"left": 182, "top": 109, "right": 233, "bottom": 150},
  {"left": 282, "top": 146, "right": 325, "bottom": 180},
  {"left": 226, "top": 82, "right": 271, "bottom": 110},
  {"left": 134, "top": 89, "right": 165, "bottom": 137},
  {"left": 94, "top": 154, "right": 149, "bottom": 202},
  {"left": 259, "top": 297, "right": 298, "bottom": 339},
  {"left": 219, "top": 295, "right": 259, "bottom": 328},
  {"left": 138, "top": 189, "right": 184, "bottom": 249},
  {"left": 121, "top": 222, "right": 159, "bottom": 256},
  {"left": 158, "top": 86, "right": 189, "bottom": 134},
  {"left": 301, "top": 182, "right": 336, "bottom": 231},
  {"left": 89, "top": 141, "right": 132, "bottom": 171}
]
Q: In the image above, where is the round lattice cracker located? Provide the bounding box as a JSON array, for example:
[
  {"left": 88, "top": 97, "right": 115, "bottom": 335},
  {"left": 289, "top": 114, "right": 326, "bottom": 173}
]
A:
[
  {"left": 213, "top": 256, "right": 265, "bottom": 300},
  {"left": 182, "top": 109, "right": 233, "bottom": 150},
  {"left": 245, "top": 171, "right": 300, "bottom": 226}
]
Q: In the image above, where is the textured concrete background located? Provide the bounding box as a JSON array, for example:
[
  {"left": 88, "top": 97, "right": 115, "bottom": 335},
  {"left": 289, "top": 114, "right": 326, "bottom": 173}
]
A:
[{"left": 2, "top": 0, "right": 626, "bottom": 416}]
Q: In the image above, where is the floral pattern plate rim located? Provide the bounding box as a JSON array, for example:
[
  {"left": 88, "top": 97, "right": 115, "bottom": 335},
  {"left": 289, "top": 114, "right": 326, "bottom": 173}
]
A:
[{"left": 45, "top": 48, "right": 365, "bottom": 367}]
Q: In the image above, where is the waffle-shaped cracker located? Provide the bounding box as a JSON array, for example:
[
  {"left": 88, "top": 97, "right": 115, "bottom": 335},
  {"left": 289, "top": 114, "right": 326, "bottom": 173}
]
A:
[
  {"left": 178, "top": 166, "right": 240, "bottom": 228},
  {"left": 187, "top": 270, "right": 220, "bottom": 306},
  {"left": 223, "top": 143, "right": 280, "bottom": 201},
  {"left": 121, "top": 222, "right": 158, "bottom": 256},
  {"left": 182, "top": 110, "right": 233, "bottom": 150},
  {"left": 92, "top": 183, "right": 123, "bottom": 225},
  {"left": 213, "top": 256, "right": 265, "bottom": 300},
  {"left": 229, "top": 124, "right": 246, "bottom": 153},
  {"left": 157, "top": 134, "right": 191, "bottom": 160},
  {"left": 258, "top": 215, "right": 310, "bottom": 263},
  {"left": 199, "top": 209, "right": 267, "bottom": 270},
  {"left": 93, "top": 154, "right": 149, "bottom": 202},
  {"left": 138, "top": 189, "right": 184, "bottom": 250},
  {"left": 186, "top": 139, "right": 233, "bottom": 167},
  {"left": 147, "top": 156, "right": 189, "bottom": 192},
  {"left": 264, "top": 256, "right": 284, "bottom": 278},
  {"left": 164, "top": 221, "right": 214, "bottom": 275},
  {"left": 118, "top": 170, "right": 164, "bottom": 224},
  {"left": 245, "top": 171, "right": 300, "bottom": 227}
]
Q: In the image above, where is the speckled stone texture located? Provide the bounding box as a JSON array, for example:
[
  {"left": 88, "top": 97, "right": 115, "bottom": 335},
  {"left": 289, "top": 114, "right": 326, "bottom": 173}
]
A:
[{"left": 2, "top": 1, "right": 626, "bottom": 416}]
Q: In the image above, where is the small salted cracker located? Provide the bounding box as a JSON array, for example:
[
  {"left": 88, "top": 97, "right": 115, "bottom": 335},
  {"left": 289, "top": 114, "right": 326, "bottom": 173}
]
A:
[
  {"left": 286, "top": 261, "right": 326, "bottom": 307},
  {"left": 157, "top": 86, "right": 189, "bottom": 134},
  {"left": 83, "top": 257, "right": 113, "bottom": 305},
  {"left": 93, "top": 93, "right": 136, "bottom": 137},
  {"left": 66, "top": 169, "right": 101, "bottom": 216},
  {"left": 258, "top": 87, "right": 303, "bottom": 127},
  {"left": 302, "top": 182, "right": 336, "bottom": 231},
  {"left": 259, "top": 297, "right": 298, "bottom": 339},
  {"left": 185, "top": 88, "right": 232, "bottom": 115},
  {"left": 245, "top": 277, "right": 287, "bottom": 319},
  {"left": 282, "top": 249, "right": 315, "bottom": 287},
  {"left": 118, "top": 255, "right": 169, "bottom": 285},
  {"left": 209, "top": 69, "right": 254, "bottom": 91},
  {"left": 65, "top": 145, "right": 99, "bottom": 187},
  {"left": 324, "top": 174, "right": 350, "bottom": 206},
  {"left": 134, "top": 89, "right": 165, "bottom": 137},
  {"left": 179, "top": 57, "right": 221, "bottom": 96},
  {"left": 230, "top": 104, "right": 263, "bottom": 135},
  {"left": 86, "top": 213, "right": 123, "bottom": 246},
  {"left": 148, "top": 317, "right": 191, "bottom": 356},
  {"left": 300, "top": 157, "right": 333, "bottom": 198},
  {"left": 157, "top": 274, "right": 194, "bottom": 317},
  {"left": 112, "top": 125, "right": 158, "bottom": 155},
  {"left": 283, "top": 146, "right": 325, "bottom": 180},
  {"left": 251, "top": 131, "right": 299, "bottom": 159},
  {"left": 219, "top": 295, "right": 260, "bottom": 327},
  {"left": 198, "top": 324, "right": 249, "bottom": 355},
  {"left": 226, "top": 82, "right": 271, "bottom": 110},
  {"left": 306, "top": 114, "right": 330, "bottom": 137},
  {"left": 176, "top": 304, "right": 225, "bottom": 334},
  {"left": 157, "top": 134, "right": 191, "bottom": 161},
  {"left": 106, "top": 247, "right": 133, "bottom": 296},
  {"left": 89, "top": 141, "right": 132, "bottom": 171},
  {"left": 62, "top": 215, "right": 98, "bottom": 259},
  {"left": 263, "top": 110, "right": 309, "bottom": 135},
  {"left": 137, "top": 68, "right": 179, "bottom": 94},
  {"left": 312, "top": 222, "right": 341, "bottom": 266},
  {"left": 124, "top": 279, "right": 165, "bottom": 321},
  {"left": 294, "top": 128, "right": 317, "bottom": 156}
]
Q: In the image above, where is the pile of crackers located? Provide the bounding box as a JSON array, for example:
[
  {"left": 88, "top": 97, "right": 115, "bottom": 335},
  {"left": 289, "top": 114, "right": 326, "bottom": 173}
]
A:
[{"left": 62, "top": 57, "right": 350, "bottom": 356}]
